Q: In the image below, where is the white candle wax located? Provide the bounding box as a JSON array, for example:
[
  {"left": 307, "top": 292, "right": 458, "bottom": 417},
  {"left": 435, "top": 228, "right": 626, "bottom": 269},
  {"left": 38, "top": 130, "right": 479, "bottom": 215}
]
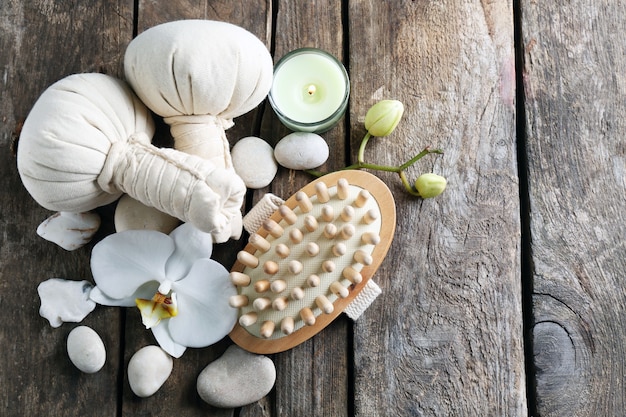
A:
[{"left": 269, "top": 48, "right": 350, "bottom": 133}]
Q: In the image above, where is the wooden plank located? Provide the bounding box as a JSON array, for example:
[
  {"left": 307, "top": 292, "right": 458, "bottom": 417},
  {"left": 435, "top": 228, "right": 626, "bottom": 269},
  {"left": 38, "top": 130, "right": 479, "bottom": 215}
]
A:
[
  {"left": 256, "top": 1, "right": 351, "bottom": 416},
  {"left": 120, "top": 2, "right": 272, "bottom": 416},
  {"left": 348, "top": 1, "right": 526, "bottom": 415},
  {"left": 520, "top": 1, "right": 626, "bottom": 416},
  {"left": 0, "top": 1, "right": 133, "bottom": 416}
]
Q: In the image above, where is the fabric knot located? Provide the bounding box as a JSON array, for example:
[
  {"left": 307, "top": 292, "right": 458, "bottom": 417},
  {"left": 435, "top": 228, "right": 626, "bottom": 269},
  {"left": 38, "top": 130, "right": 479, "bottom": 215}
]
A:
[{"left": 97, "top": 132, "right": 151, "bottom": 194}]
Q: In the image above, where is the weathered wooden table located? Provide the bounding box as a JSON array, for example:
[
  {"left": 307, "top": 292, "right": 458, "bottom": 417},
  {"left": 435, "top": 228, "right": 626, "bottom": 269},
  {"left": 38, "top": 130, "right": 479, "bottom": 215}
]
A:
[{"left": 1, "top": 1, "right": 624, "bottom": 416}]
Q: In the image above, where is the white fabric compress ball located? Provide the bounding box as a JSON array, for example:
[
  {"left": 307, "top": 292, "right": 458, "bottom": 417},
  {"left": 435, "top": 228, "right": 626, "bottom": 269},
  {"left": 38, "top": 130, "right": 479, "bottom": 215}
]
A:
[
  {"left": 16, "top": 73, "right": 245, "bottom": 242},
  {"left": 124, "top": 20, "right": 274, "bottom": 170}
]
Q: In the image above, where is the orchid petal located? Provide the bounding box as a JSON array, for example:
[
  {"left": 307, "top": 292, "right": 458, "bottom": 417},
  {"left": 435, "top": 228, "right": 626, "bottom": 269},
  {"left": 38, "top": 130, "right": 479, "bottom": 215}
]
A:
[
  {"left": 90, "top": 282, "right": 159, "bottom": 307},
  {"left": 165, "top": 223, "right": 214, "bottom": 280},
  {"left": 151, "top": 323, "right": 187, "bottom": 358},
  {"left": 91, "top": 230, "right": 174, "bottom": 299},
  {"left": 167, "top": 259, "right": 237, "bottom": 348}
]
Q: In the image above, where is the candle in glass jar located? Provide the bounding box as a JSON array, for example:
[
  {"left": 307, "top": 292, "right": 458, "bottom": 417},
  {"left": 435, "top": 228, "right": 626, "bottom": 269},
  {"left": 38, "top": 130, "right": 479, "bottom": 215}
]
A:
[{"left": 269, "top": 48, "right": 350, "bottom": 133}]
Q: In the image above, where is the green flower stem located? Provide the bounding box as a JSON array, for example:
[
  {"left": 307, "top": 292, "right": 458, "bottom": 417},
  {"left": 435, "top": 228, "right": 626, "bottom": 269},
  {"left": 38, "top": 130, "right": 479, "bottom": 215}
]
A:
[
  {"left": 306, "top": 146, "right": 444, "bottom": 178},
  {"left": 357, "top": 132, "right": 372, "bottom": 163},
  {"left": 398, "top": 147, "right": 444, "bottom": 171},
  {"left": 399, "top": 171, "right": 421, "bottom": 197}
]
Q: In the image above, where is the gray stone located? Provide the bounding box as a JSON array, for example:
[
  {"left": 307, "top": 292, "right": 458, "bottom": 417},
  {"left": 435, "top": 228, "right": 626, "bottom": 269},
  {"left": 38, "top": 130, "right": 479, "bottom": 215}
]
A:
[
  {"left": 274, "top": 132, "right": 329, "bottom": 170},
  {"left": 197, "top": 345, "right": 276, "bottom": 408}
]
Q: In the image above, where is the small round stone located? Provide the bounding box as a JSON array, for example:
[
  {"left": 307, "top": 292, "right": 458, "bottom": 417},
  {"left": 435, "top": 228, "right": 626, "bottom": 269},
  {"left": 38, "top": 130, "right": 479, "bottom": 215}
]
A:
[
  {"left": 197, "top": 345, "right": 276, "bottom": 408},
  {"left": 231, "top": 136, "right": 278, "bottom": 189},
  {"left": 114, "top": 194, "right": 180, "bottom": 233},
  {"left": 127, "top": 345, "right": 173, "bottom": 397},
  {"left": 274, "top": 132, "right": 329, "bottom": 170},
  {"left": 66, "top": 326, "right": 106, "bottom": 374}
]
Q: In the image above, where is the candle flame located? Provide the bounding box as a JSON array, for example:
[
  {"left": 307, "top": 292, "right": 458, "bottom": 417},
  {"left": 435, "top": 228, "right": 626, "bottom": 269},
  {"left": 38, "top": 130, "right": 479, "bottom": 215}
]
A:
[{"left": 307, "top": 85, "right": 316, "bottom": 96}]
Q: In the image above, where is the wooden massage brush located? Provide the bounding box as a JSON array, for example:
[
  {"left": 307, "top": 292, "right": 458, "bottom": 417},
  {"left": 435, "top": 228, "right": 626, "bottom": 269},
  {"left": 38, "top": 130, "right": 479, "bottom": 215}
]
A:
[{"left": 229, "top": 170, "right": 396, "bottom": 354}]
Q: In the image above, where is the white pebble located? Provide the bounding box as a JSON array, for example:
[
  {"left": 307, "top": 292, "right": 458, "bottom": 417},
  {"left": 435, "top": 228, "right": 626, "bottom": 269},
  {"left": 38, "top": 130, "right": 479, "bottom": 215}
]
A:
[
  {"left": 37, "top": 211, "right": 101, "bottom": 250},
  {"left": 38, "top": 278, "right": 96, "bottom": 328},
  {"left": 231, "top": 136, "right": 278, "bottom": 188},
  {"left": 114, "top": 194, "right": 180, "bottom": 233},
  {"left": 197, "top": 345, "right": 276, "bottom": 408},
  {"left": 66, "top": 326, "right": 106, "bottom": 373},
  {"left": 274, "top": 132, "right": 329, "bottom": 170},
  {"left": 127, "top": 345, "right": 173, "bottom": 397}
]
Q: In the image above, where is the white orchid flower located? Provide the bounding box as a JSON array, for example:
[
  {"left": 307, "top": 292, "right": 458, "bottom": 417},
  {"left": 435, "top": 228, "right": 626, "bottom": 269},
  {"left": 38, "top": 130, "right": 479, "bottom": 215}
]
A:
[{"left": 89, "top": 223, "right": 237, "bottom": 358}]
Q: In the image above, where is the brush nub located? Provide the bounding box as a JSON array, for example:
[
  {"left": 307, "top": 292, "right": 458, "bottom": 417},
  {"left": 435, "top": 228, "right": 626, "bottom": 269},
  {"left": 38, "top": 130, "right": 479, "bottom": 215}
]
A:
[
  {"left": 330, "top": 281, "right": 349, "bottom": 298},
  {"left": 291, "top": 287, "right": 305, "bottom": 300},
  {"left": 315, "top": 182, "right": 330, "bottom": 203},
  {"left": 322, "top": 260, "right": 336, "bottom": 273},
  {"left": 272, "top": 296, "right": 288, "bottom": 311},
  {"left": 300, "top": 307, "right": 316, "bottom": 326},
  {"left": 340, "top": 205, "right": 355, "bottom": 222},
  {"left": 306, "top": 274, "right": 321, "bottom": 287},
  {"left": 353, "top": 249, "right": 373, "bottom": 266},
  {"left": 253, "top": 297, "right": 272, "bottom": 311},
  {"left": 230, "top": 271, "right": 251, "bottom": 287},
  {"left": 289, "top": 228, "right": 304, "bottom": 244},
  {"left": 263, "top": 261, "right": 279, "bottom": 275},
  {"left": 336, "top": 178, "right": 349, "bottom": 199},
  {"left": 263, "top": 218, "right": 284, "bottom": 238},
  {"left": 315, "top": 294, "right": 334, "bottom": 314},
  {"left": 342, "top": 266, "right": 363, "bottom": 284},
  {"left": 361, "top": 231, "right": 381, "bottom": 245},
  {"left": 281, "top": 317, "right": 295, "bottom": 335},
  {"left": 239, "top": 312, "right": 257, "bottom": 326},
  {"left": 306, "top": 242, "right": 320, "bottom": 256},
  {"left": 260, "top": 321, "right": 275, "bottom": 338},
  {"left": 249, "top": 233, "right": 271, "bottom": 253},
  {"left": 295, "top": 191, "right": 313, "bottom": 212},
  {"left": 229, "top": 294, "right": 249, "bottom": 308},
  {"left": 332, "top": 242, "right": 347, "bottom": 257},
  {"left": 278, "top": 204, "right": 298, "bottom": 225},
  {"left": 254, "top": 280, "right": 270, "bottom": 293},
  {"left": 363, "top": 208, "right": 379, "bottom": 224},
  {"left": 304, "top": 215, "right": 318, "bottom": 232},
  {"left": 321, "top": 205, "right": 334, "bottom": 222},
  {"left": 339, "top": 224, "right": 355, "bottom": 240},
  {"left": 275, "top": 243, "right": 290, "bottom": 258},
  {"left": 323, "top": 223, "right": 337, "bottom": 239},
  {"left": 270, "top": 279, "right": 287, "bottom": 293},
  {"left": 237, "top": 251, "right": 259, "bottom": 268},
  {"left": 354, "top": 189, "right": 370, "bottom": 208}
]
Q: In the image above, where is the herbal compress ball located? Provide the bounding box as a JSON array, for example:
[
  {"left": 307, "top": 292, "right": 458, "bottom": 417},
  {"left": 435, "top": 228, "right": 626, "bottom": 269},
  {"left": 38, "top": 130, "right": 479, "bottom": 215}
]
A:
[
  {"left": 17, "top": 73, "right": 245, "bottom": 242},
  {"left": 124, "top": 19, "right": 274, "bottom": 170}
]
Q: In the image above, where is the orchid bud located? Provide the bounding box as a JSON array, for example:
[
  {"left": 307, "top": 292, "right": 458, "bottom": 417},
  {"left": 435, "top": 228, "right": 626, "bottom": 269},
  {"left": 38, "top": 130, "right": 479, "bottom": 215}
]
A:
[
  {"left": 364, "top": 100, "right": 404, "bottom": 137},
  {"left": 414, "top": 173, "right": 447, "bottom": 198}
]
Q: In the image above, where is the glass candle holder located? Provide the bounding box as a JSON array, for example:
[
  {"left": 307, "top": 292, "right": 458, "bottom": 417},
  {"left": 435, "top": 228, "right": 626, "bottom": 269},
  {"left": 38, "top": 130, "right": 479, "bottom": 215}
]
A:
[{"left": 269, "top": 48, "right": 350, "bottom": 133}]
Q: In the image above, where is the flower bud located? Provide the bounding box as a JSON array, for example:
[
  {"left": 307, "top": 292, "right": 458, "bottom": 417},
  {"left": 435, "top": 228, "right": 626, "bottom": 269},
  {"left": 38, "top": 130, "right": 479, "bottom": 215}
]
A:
[
  {"left": 414, "top": 173, "right": 447, "bottom": 198},
  {"left": 364, "top": 100, "right": 404, "bottom": 137}
]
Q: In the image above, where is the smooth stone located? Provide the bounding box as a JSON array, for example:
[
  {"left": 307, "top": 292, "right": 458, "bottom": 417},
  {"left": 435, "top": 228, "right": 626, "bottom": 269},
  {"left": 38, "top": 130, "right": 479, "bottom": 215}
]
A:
[
  {"left": 274, "top": 132, "right": 329, "bottom": 170},
  {"left": 114, "top": 194, "right": 180, "bottom": 233},
  {"left": 197, "top": 345, "right": 276, "bottom": 408},
  {"left": 37, "top": 211, "right": 101, "bottom": 250},
  {"left": 38, "top": 278, "right": 96, "bottom": 328},
  {"left": 231, "top": 136, "right": 278, "bottom": 188},
  {"left": 128, "top": 345, "right": 173, "bottom": 397},
  {"left": 66, "top": 326, "right": 106, "bottom": 374}
]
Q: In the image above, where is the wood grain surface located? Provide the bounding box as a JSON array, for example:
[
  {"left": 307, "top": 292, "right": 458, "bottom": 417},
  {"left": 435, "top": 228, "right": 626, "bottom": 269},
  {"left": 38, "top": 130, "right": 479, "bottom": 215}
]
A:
[
  {"left": 520, "top": 1, "right": 626, "bottom": 416},
  {"left": 1, "top": 0, "right": 623, "bottom": 416},
  {"left": 348, "top": 1, "right": 525, "bottom": 415}
]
